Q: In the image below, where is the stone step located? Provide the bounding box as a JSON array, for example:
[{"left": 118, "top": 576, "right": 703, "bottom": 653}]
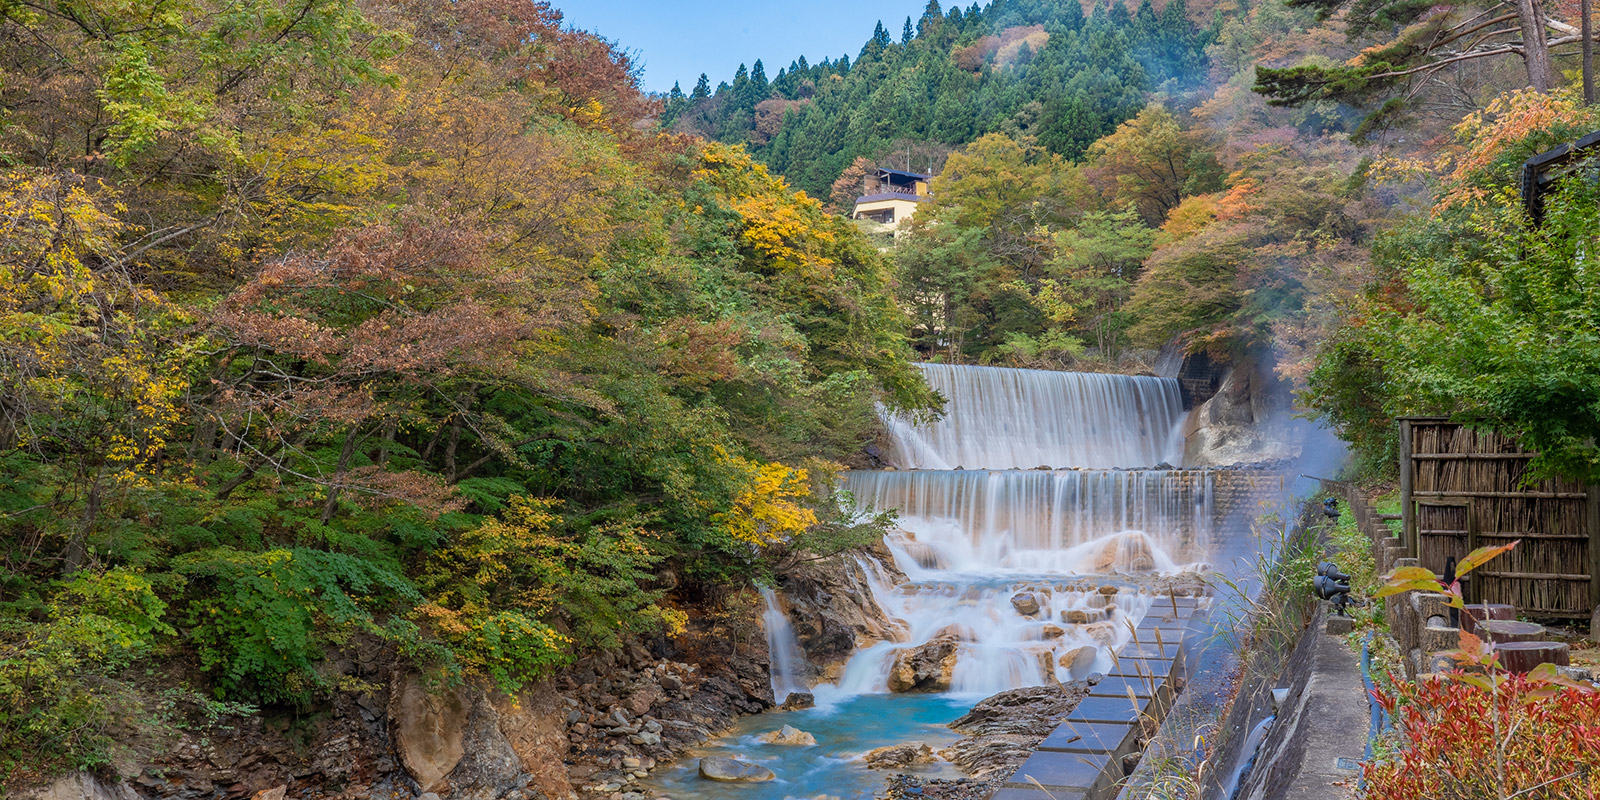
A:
[{"left": 1007, "top": 749, "right": 1117, "bottom": 796}]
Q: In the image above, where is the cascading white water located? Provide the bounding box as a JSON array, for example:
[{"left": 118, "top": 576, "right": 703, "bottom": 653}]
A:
[
  {"left": 760, "top": 587, "right": 811, "bottom": 703},
  {"left": 819, "top": 363, "right": 1204, "bottom": 697},
  {"left": 653, "top": 363, "right": 1211, "bottom": 800},
  {"left": 843, "top": 469, "right": 1212, "bottom": 574},
  {"left": 882, "top": 363, "right": 1185, "bottom": 470}
]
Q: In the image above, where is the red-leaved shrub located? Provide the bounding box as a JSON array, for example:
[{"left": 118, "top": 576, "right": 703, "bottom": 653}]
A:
[{"left": 1365, "top": 672, "right": 1600, "bottom": 799}]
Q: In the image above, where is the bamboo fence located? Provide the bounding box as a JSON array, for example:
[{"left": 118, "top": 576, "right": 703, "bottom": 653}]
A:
[{"left": 1400, "top": 418, "right": 1600, "bottom": 618}]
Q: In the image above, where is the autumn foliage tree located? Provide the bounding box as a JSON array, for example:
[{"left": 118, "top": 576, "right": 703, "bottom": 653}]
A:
[{"left": 0, "top": 0, "right": 931, "bottom": 783}]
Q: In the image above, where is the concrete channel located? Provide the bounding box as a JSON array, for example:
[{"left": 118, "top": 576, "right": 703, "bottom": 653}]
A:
[{"left": 991, "top": 593, "right": 1204, "bottom": 800}]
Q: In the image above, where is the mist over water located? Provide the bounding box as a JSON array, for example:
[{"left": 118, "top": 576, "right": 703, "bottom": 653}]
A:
[{"left": 843, "top": 469, "right": 1213, "bottom": 573}]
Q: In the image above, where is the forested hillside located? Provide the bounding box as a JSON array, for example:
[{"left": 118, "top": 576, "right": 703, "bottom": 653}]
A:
[
  {"left": 0, "top": 0, "right": 931, "bottom": 781},
  {"left": 681, "top": 0, "right": 1386, "bottom": 372},
  {"left": 669, "top": 0, "right": 1598, "bottom": 486},
  {"left": 663, "top": 0, "right": 1210, "bottom": 198}
]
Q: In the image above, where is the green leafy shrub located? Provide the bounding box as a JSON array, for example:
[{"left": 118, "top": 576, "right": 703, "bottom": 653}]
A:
[
  {"left": 416, "top": 496, "right": 668, "bottom": 693},
  {"left": 0, "top": 568, "right": 173, "bottom": 784},
  {"left": 174, "top": 548, "right": 418, "bottom": 704}
]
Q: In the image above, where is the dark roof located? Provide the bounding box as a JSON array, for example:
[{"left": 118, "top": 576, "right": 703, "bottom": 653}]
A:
[
  {"left": 1521, "top": 129, "right": 1600, "bottom": 223},
  {"left": 855, "top": 191, "right": 930, "bottom": 204},
  {"left": 877, "top": 167, "right": 932, "bottom": 181}
]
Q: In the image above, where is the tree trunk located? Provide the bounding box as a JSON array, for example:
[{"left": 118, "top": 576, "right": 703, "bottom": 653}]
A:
[
  {"left": 320, "top": 426, "right": 362, "bottom": 524},
  {"left": 1515, "top": 0, "right": 1558, "bottom": 91},
  {"left": 189, "top": 414, "right": 220, "bottom": 467},
  {"left": 374, "top": 418, "right": 397, "bottom": 468},
  {"left": 444, "top": 418, "right": 462, "bottom": 481},
  {"left": 61, "top": 473, "right": 103, "bottom": 575},
  {"left": 1494, "top": 641, "right": 1570, "bottom": 673},
  {"left": 0, "top": 396, "right": 15, "bottom": 452},
  {"left": 1584, "top": 0, "right": 1595, "bottom": 104},
  {"left": 215, "top": 436, "right": 292, "bottom": 499}
]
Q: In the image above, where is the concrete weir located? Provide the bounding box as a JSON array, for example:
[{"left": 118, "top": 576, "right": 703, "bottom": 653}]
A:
[{"left": 995, "top": 594, "right": 1204, "bottom": 800}]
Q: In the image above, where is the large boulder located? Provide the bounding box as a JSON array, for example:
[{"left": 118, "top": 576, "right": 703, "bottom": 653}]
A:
[
  {"left": 942, "top": 684, "right": 1091, "bottom": 777},
  {"left": 1011, "top": 592, "right": 1042, "bottom": 616},
  {"left": 779, "top": 691, "right": 815, "bottom": 711},
  {"left": 1089, "top": 532, "right": 1159, "bottom": 573},
  {"left": 887, "top": 636, "right": 960, "bottom": 692},
  {"left": 777, "top": 544, "right": 909, "bottom": 679},
  {"left": 18, "top": 773, "right": 139, "bottom": 800},
  {"left": 864, "top": 742, "right": 936, "bottom": 768},
  {"left": 758, "top": 724, "right": 818, "bottom": 746},
  {"left": 1059, "top": 645, "right": 1098, "bottom": 681},
  {"left": 699, "top": 757, "right": 776, "bottom": 782},
  {"left": 1180, "top": 355, "right": 1301, "bottom": 466},
  {"left": 389, "top": 672, "right": 469, "bottom": 792}
]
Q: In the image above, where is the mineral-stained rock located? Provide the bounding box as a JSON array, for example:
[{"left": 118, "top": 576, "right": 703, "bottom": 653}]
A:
[
  {"left": 887, "top": 636, "right": 960, "bottom": 692},
  {"left": 1011, "top": 593, "right": 1041, "bottom": 616},
  {"left": 1039, "top": 624, "right": 1066, "bottom": 639},
  {"left": 699, "top": 757, "right": 776, "bottom": 782},
  {"left": 1059, "top": 645, "right": 1098, "bottom": 680},
  {"left": 492, "top": 681, "right": 575, "bottom": 800},
  {"left": 1092, "top": 532, "right": 1156, "bottom": 572},
  {"left": 865, "top": 742, "right": 936, "bottom": 768},
  {"left": 758, "top": 725, "right": 818, "bottom": 746},
  {"left": 779, "top": 692, "right": 815, "bottom": 711},
  {"left": 932, "top": 623, "right": 979, "bottom": 642},
  {"left": 1062, "top": 609, "right": 1089, "bottom": 624},
  {"left": 389, "top": 672, "right": 469, "bottom": 792},
  {"left": 1083, "top": 621, "right": 1116, "bottom": 647}
]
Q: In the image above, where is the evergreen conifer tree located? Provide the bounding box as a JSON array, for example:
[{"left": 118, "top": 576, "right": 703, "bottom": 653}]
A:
[
  {"left": 692, "top": 73, "right": 711, "bottom": 100},
  {"left": 920, "top": 0, "right": 945, "bottom": 35},
  {"left": 903, "top": 17, "right": 916, "bottom": 43},
  {"left": 752, "top": 60, "right": 769, "bottom": 94}
]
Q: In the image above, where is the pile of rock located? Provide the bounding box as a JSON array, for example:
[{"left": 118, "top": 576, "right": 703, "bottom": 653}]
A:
[
  {"left": 940, "top": 682, "right": 1091, "bottom": 777},
  {"left": 560, "top": 651, "right": 771, "bottom": 797},
  {"left": 864, "top": 742, "right": 937, "bottom": 768}
]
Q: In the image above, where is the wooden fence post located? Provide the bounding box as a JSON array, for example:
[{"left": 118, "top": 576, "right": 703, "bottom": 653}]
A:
[{"left": 1400, "top": 418, "right": 1416, "bottom": 557}]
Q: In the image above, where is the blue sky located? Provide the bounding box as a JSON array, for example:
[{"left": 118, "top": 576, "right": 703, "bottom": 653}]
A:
[{"left": 559, "top": 0, "right": 929, "bottom": 93}]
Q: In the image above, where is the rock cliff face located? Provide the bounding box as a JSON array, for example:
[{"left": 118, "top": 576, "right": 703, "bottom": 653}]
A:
[
  {"left": 21, "top": 590, "right": 777, "bottom": 800},
  {"left": 775, "top": 543, "right": 907, "bottom": 681},
  {"left": 1180, "top": 354, "right": 1302, "bottom": 467}
]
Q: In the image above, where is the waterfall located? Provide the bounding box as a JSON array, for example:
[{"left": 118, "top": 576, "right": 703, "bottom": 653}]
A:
[
  {"left": 823, "top": 363, "right": 1205, "bottom": 697},
  {"left": 760, "top": 587, "right": 811, "bottom": 704},
  {"left": 843, "top": 469, "right": 1213, "bottom": 573},
  {"left": 881, "top": 363, "right": 1185, "bottom": 469}
]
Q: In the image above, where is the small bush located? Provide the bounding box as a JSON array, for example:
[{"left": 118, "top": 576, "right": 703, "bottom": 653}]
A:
[
  {"left": 0, "top": 568, "right": 173, "bottom": 784},
  {"left": 1366, "top": 674, "right": 1600, "bottom": 798},
  {"left": 174, "top": 547, "right": 419, "bottom": 704},
  {"left": 416, "top": 496, "right": 668, "bottom": 693}
]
